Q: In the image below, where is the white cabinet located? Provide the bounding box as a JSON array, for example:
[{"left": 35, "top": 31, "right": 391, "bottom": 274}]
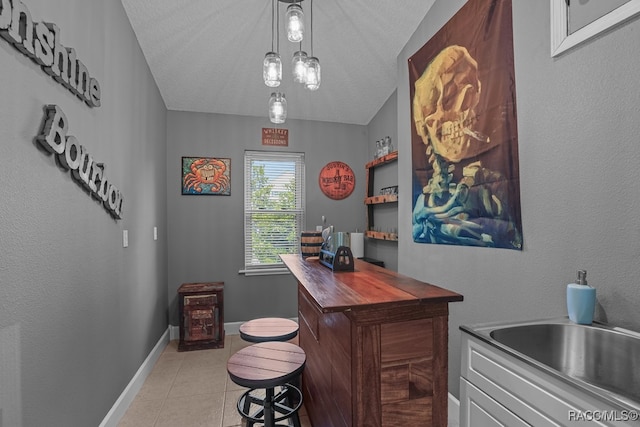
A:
[
  {"left": 460, "top": 332, "right": 637, "bottom": 427},
  {"left": 460, "top": 378, "right": 529, "bottom": 427}
]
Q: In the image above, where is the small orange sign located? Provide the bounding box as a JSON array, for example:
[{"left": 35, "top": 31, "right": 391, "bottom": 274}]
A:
[
  {"left": 319, "top": 161, "right": 356, "bottom": 200},
  {"left": 262, "top": 128, "right": 289, "bottom": 146}
]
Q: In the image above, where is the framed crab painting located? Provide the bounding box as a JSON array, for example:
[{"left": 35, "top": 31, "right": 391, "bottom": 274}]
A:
[{"left": 181, "top": 157, "right": 231, "bottom": 195}]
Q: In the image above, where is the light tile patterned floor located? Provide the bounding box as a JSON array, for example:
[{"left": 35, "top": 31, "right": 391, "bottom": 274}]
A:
[{"left": 118, "top": 335, "right": 312, "bottom": 427}]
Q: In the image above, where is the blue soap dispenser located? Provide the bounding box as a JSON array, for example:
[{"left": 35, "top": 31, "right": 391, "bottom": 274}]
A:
[{"left": 566, "top": 270, "right": 596, "bottom": 324}]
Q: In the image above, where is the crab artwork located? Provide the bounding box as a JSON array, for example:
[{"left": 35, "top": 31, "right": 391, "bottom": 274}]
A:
[
  {"left": 411, "top": 45, "right": 521, "bottom": 249},
  {"left": 182, "top": 157, "right": 231, "bottom": 195}
]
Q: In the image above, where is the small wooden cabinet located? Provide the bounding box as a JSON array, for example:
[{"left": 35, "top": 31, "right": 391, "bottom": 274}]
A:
[
  {"left": 365, "top": 151, "right": 398, "bottom": 241},
  {"left": 178, "top": 282, "right": 224, "bottom": 351}
]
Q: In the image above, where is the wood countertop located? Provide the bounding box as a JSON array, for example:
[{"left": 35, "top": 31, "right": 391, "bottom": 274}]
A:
[{"left": 280, "top": 254, "right": 463, "bottom": 313}]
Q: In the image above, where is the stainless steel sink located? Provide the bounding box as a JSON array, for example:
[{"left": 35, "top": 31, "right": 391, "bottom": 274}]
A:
[{"left": 461, "top": 318, "right": 640, "bottom": 411}]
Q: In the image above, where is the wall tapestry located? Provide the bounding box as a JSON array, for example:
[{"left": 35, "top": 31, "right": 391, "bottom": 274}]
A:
[
  {"left": 409, "top": 0, "right": 522, "bottom": 250},
  {"left": 182, "top": 157, "right": 231, "bottom": 195}
]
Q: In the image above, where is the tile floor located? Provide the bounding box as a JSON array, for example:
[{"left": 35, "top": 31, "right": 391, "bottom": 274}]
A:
[{"left": 118, "top": 334, "right": 312, "bottom": 427}]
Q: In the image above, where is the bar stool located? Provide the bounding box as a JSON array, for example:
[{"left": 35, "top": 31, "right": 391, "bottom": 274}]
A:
[
  {"left": 239, "top": 317, "right": 299, "bottom": 343},
  {"left": 227, "top": 341, "right": 306, "bottom": 427},
  {"left": 239, "top": 317, "right": 302, "bottom": 409}
]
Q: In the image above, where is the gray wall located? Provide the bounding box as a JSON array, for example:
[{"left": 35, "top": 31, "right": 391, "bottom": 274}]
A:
[
  {"left": 0, "top": 0, "right": 168, "bottom": 426},
  {"left": 398, "top": 0, "right": 640, "bottom": 398},
  {"left": 366, "top": 90, "right": 399, "bottom": 271},
  {"left": 166, "top": 111, "right": 368, "bottom": 325}
]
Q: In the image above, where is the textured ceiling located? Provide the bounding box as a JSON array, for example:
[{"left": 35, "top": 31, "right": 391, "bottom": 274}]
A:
[{"left": 121, "top": 0, "right": 435, "bottom": 125}]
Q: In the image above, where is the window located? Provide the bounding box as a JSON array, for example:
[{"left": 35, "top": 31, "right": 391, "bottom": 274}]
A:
[{"left": 242, "top": 151, "right": 305, "bottom": 275}]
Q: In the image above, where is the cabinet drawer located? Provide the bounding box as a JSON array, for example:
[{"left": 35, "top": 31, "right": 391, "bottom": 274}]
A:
[
  {"left": 460, "top": 378, "right": 530, "bottom": 427},
  {"left": 184, "top": 294, "right": 217, "bottom": 306}
]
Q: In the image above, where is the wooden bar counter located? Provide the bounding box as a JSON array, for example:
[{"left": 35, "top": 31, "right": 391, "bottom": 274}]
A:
[{"left": 280, "top": 254, "right": 463, "bottom": 427}]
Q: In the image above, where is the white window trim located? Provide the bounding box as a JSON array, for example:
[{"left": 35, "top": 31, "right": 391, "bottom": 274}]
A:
[
  {"left": 238, "top": 267, "right": 291, "bottom": 276},
  {"left": 551, "top": 0, "right": 640, "bottom": 57},
  {"left": 240, "top": 150, "right": 305, "bottom": 276}
]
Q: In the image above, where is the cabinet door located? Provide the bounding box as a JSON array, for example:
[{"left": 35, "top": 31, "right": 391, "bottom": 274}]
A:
[
  {"left": 183, "top": 294, "right": 217, "bottom": 341},
  {"left": 460, "top": 378, "right": 531, "bottom": 427}
]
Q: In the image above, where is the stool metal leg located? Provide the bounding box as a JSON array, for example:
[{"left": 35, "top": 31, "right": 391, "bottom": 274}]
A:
[
  {"left": 264, "top": 387, "right": 275, "bottom": 427},
  {"left": 236, "top": 385, "right": 303, "bottom": 427},
  {"left": 242, "top": 392, "right": 254, "bottom": 427},
  {"left": 281, "top": 386, "right": 301, "bottom": 427}
]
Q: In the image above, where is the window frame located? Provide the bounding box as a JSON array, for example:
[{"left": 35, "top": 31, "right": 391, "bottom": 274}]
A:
[
  {"left": 241, "top": 150, "right": 305, "bottom": 276},
  {"left": 551, "top": 0, "right": 640, "bottom": 57}
]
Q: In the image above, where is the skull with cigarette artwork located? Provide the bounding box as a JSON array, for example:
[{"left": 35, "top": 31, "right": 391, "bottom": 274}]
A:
[{"left": 412, "top": 45, "right": 521, "bottom": 248}]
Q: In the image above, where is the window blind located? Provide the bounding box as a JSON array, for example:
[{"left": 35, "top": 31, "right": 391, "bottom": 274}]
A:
[{"left": 243, "top": 150, "right": 305, "bottom": 274}]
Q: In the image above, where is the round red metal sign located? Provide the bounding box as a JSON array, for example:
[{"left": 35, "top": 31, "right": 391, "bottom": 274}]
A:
[{"left": 318, "top": 161, "right": 356, "bottom": 200}]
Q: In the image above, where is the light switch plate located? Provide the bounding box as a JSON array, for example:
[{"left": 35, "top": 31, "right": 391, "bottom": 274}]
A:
[
  {"left": 123, "top": 230, "right": 128, "bottom": 248},
  {"left": 153, "top": 226, "right": 158, "bottom": 241}
]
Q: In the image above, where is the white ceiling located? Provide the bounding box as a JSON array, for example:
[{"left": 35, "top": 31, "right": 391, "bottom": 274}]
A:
[{"left": 121, "top": 0, "right": 435, "bottom": 125}]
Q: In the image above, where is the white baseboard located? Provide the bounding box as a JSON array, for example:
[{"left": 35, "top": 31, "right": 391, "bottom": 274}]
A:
[
  {"left": 169, "top": 324, "right": 179, "bottom": 340},
  {"left": 99, "top": 328, "right": 169, "bottom": 427},
  {"left": 169, "top": 318, "right": 297, "bottom": 341},
  {"left": 449, "top": 392, "right": 460, "bottom": 427},
  {"left": 169, "top": 321, "right": 243, "bottom": 341},
  {"left": 222, "top": 321, "right": 242, "bottom": 336}
]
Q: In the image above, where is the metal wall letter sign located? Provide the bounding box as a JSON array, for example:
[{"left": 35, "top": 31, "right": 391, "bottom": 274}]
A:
[
  {"left": 0, "top": 0, "right": 101, "bottom": 107},
  {"left": 36, "top": 105, "right": 124, "bottom": 219}
]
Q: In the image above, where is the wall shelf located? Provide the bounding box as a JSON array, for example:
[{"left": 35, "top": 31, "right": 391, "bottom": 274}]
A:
[
  {"left": 365, "top": 151, "right": 398, "bottom": 241},
  {"left": 365, "top": 150, "right": 398, "bottom": 169},
  {"left": 364, "top": 230, "right": 398, "bottom": 241},
  {"left": 365, "top": 194, "right": 398, "bottom": 204}
]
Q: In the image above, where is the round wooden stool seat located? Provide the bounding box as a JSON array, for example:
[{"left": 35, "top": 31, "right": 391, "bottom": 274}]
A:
[
  {"left": 239, "top": 317, "right": 299, "bottom": 343},
  {"left": 227, "top": 342, "right": 306, "bottom": 427}
]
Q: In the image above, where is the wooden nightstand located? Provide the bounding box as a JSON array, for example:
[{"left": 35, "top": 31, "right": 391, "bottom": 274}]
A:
[{"left": 177, "top": 282, "right": 225, "bottom": 351}]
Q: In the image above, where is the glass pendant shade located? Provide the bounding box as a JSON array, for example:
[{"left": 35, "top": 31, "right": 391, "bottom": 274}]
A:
[
  {"left": 304, "top": 56, "right": 320, "bottom": 91},
  {"left": 269, "top": 92, "right": 287, "bottom": 124},
  {"left": 292, "top": 51, "right": 308, "bottom": 83},
  {"left": 286, "top": 4, "right": 304, "bottom": 42},
  {"left": 263, "top": 52, "right": 282, "bottom": 87}
]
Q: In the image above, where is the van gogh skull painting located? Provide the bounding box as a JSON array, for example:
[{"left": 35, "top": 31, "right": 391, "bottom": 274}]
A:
[
  {"left": 413, "top": 45, "right": 486, "bottom": 163},
  {"left": 411, "top": 45, "right": 522, "bottom": 249}
]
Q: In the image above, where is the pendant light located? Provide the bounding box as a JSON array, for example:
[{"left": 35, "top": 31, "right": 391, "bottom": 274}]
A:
[
  {"left": 292, "top": 44, "right": 308, "bottom": 83},
  {"left": 304, "top": 0, "right": 320, "bottom": 91},
  {"left": 286, "top": 2, "right": 304, "bottom": 43},
  {"left": 269, "top": 92, "right": 287, "bottom": 124},
  {"left": 305, "top": 56, "right": 320, "bottom": 90},
  {"left": 263, "top": 0, "right": 281, "bottom": 87}
]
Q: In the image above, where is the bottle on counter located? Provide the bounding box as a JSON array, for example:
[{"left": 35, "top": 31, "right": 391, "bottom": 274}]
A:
[{"left": 566, "top": 270, "right": 596, "bottom": 325}]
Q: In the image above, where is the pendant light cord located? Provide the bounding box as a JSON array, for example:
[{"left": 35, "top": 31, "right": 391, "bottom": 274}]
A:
[
  {"left": 309, "top": 0, "right": 313, "bottom": 56},
  {"left": 270, "top": 0, "right": 275, "bottom": 52}
]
